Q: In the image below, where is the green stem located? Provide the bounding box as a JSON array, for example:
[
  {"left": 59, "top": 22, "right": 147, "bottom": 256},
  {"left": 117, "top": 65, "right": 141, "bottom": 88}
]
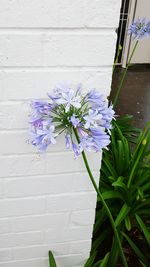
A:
[
  {"left": 113, "top": 40, "right": 139, "bottom": 107},
  {"left": 113, "top": 44, "right": 122, "bottom": 74},
  {"left": 73, "top": 128, "right": 128, "bottom": 267},
  {"left": 127, "top": 126, "right": 149, "bottom": 188}
]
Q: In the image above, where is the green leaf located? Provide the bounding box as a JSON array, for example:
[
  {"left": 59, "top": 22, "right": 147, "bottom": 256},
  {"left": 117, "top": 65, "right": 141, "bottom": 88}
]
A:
[
  {"left": 142, "top": 182, "right": 150, "bottom": 192},
  {"left": 99, "top": 252, "right": 110, "bottom": 267},
  {"left": 121, "top": 232, "right": 148, "bottom": 264},
  {"left": 103, "top": 153, "right": 117, "bottom": 178},
  {"left": 125, "top": 216, "right": 131, "bottom": 231},
  {"left": 135, "top": 214, "right": 150, "bottom": 246},
  {"left": 102, "top": 190, "right": 123, "bottom": 200},
  {"left": 115, "top": 203, "right": 130, "bottom": 227},
  {"left": 49, "top": 251, "right": 57, "bottom": 267},
  {"left": 137, "top": 209, "right": 150, "bottom": 215},
  {"left": 139, "top": 260, "right": 147, "bottom": 267},
  {"left": 84, "top": 251, "right": 97, "bottom": 267},
  {"left": 135, "top": 198, "right": 150, "bottom": 212},
  {"left": 93, "top": 259, "right": 102, "bottom": 267},
  {"left": 128, "top": 129, "right": 150, "bottom": 188},
  {"left": 108, "top": 237, "right": 119, "bottom": 267},
  {"left": 92, "top": 229, "right": 111, "bottom": 252},
  {"left": 138, "top": 187, "right": 144, "bottom": 198},
  {"left": 112, "top": 177, "right": 128, "bottom": 192},
  {"left": 93, "top": 208, "right": 106, "bottom": 235},
  {"left": 117, "top": 140, "right": 125, "bottom": 173}
]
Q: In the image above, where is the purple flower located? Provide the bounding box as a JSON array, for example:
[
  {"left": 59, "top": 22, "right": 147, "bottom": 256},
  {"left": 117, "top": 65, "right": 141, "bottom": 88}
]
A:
[
  {"left": 29, "top": 111, "right": 43, "bottom": 124},
  {"left": 54, "top": 81, "right": 71, "bottom": 94},
  {"left": 55, "top": 90, "right": 81, "bottom": 112},
  {"left": 77, "top": 127, "right": 88, "bottom": 138},
  {"left": 48, "top": 82, "right": 71, "bottom": 101},
  {"left": 80, "top": 136, "right": 98, "bottom": 152},
  {"left": 100, "top": 104, "right": 115, "bottom": 129},
  {"left": 30, "top": 118, "right": 43, "bottom": 128},
  {"left": 84, "top": 109, "right": 102, "bottom": 129},
  {"left": 76, "top": 83, "right": 82, "bottom": 95},
  {"left": 90, "top": 127, "right": 110, "bottom": 150},
  {"left": 72, "top": 141, "right": 82, "bottom": 157},
  {"left": 29, "top": 82, "right": 114, "bottom": 155},
  {"left": 31, "top": 125, "right": 57, "bottom": 152},
  {"left": 70, "top": 114, "right": 80, "bottom": 128},
  {"left": 86, "top": 89, "right": 107, "bottom": 106},
  {"left": 65, "top": 133, "right": 71, "bottom": 149},
  {"left": 29, "top": 100, "right": 53, "bottom": 131},
  {"left": 128, "top": 18, "right": 150, "bottom": 39},
  {"left": 31, "top": 100, "right": 52, "bottom": 114}
]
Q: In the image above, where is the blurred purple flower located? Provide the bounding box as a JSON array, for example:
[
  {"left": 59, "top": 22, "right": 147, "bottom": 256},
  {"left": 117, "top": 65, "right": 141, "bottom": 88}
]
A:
[
  {"left": 31, "top": 125, "right": 57, "bottom": 152},
  {"left": 72, "top": 141, "right": 82, "bottom": 157},
  {"left": 90, "top": 128, "right": 111, "bottom": 150},
  {"left": 29, "top": 83, "right": 114, "bottom": 156},
  {"left": 31, "top": 100, "right": 52, "bottom": 114},
  {"left": 85, "top": 89, "right": 106, "bottom": 106},
  {"left": 65, "top": 133, "right": 71, "bottom": 149},
  {"left": 84, "top": 109, "right": 102, "bottom": 129},
  {"left": 54, "top": 90, "right": 81, "bottom": 112},
  {"left": 128, "top": 18, "right": 150, "bottom": 39},
  {"left": 100, "top": 104, "right": 115, "bottom": 129},
  {"left": 80, "top": 136, "right": 98, "bottom": 152},
  {"left": 77, "top": 127, "right": 88, "bottom": 138},
  {"left": 70, "top": 114, "right": 80, "bottom": 128}
]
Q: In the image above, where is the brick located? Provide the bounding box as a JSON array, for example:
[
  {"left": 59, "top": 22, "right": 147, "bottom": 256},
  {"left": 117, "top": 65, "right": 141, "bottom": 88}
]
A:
[
  {"left": 0, "top": 154, "right": 46, "bottom": 177},
  {"left": 85, "top": 0, "right": 122, "bottom": 28},
  {"left": 56, "top": 253, "right": 88, "bottom": 267},
  {"left": 0, "top": 0, "right": 84, "bottom": 28},
  {"left": 0, "top": 33, "right": 116, "bottom": 67},
  {"left": 43, "top": 33, "right": 116, "bottom": 67},
  {"left": 0, "top": 102, "right": 28, "bottom": 130},
  {"left": 0, "top": 132, "right": 66, "bottom": 155},
  {"left": 70, "top": 210, "right": 95, "bottom": 226},
  {"left": 45, "top": 153, "right": 101, "bottom": 176},
  {"left": 4, "top": 172, "right": 98, "bottom": 197},
  {"left": 0, "top": 248, "right": 13, "bottom": 262},
  {"left": 0, "top": 0, "right": 121, "bottom": 28},
  {"left": 0, "top": 34, "right": 43, "bottom": 66},
  {"left": 0, "top": 69, "right": 112, "bottom": 101},
  {"left": 69, "top": 240, "right": 91, "bottom": 255},
  {"left": 0, "top": 231, "right": 44, "bottom": 248},
  {"left": 0, "top": 179, "right": 4, "bottom": 198},
  {"left": 0, "top": 218, "right": 11, "bottom": 234},
  {"left": 0, "top": 197, "right": 46, "bottom": 217},
  {"left": 11, "top": 213, "right": 69, "bottom": 232},
  {"left": 0, "top": 259, "right": 46, "bottom": 267},
  {"left": 45, "top": 226, "right": 93, "bottom": 243},
  {"left": 5, "top": 174, "right": 73, "bottom": 197},
  {"left": 13, "top": 245, "right": 48, "bottom": 260},
  {"left": 0, "top": 152, "right": 100, "bottom": 177},
  {"left": 13, "top": 243, "right": 69, "bottom": 260},
  {"left": 47, "top": 192, "right": 97, "bottom": 213}
]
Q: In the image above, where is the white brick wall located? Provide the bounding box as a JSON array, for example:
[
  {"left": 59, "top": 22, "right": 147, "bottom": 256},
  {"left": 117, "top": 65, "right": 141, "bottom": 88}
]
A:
[{"left": 0, "top": 1, "right": 121, "bottom": 266}]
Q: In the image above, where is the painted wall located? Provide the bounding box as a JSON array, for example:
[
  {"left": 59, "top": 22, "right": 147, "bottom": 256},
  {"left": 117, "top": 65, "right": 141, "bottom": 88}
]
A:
[{"left": 0, "top": 1, "right": 121, "bottom": 266}]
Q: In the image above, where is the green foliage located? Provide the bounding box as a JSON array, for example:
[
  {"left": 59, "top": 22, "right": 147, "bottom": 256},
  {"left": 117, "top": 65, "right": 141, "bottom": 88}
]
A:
[
  {"left": 85, "top": 119, "right": 150, "bottom": 266},
  {"left": 49, "top": 251, "right": 57, "bottom": 267}
]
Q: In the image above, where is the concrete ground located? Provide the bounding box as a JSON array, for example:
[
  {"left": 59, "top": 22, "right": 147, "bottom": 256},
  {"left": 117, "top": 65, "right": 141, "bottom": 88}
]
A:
[{"left": 110, "top": 65, "right": 150, "bottom": 129}]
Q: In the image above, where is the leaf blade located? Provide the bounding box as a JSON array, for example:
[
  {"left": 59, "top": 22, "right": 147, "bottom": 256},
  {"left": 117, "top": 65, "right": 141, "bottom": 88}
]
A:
[{"left": 49, "top": 251, "right": 57, "bottom": 267}]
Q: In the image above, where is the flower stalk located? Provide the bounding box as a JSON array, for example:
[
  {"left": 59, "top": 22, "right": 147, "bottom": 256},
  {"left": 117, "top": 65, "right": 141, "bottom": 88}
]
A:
[
  {"left": 113, "top": 40, "right": 139, "bottom": 107},
  {"left": 73, "top": 128, "right": 128, "bottom": 267},
  {"left": 113, "top": 44, "right": 122, "bottom": 74}
]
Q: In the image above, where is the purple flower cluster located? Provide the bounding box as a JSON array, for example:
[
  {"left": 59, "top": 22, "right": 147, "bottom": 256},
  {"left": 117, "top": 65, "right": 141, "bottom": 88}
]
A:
[
  {"left": 128, "top": 18, "right": 150, "bottom": 39},
  {"left": 29, "top": 82, "right": 115, "bottom": 156}
]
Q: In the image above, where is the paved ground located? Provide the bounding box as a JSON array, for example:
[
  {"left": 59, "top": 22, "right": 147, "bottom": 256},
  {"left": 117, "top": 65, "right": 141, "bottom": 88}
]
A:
[{"left": 110, "top": 65, "right": 150, "bottom": 129}]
